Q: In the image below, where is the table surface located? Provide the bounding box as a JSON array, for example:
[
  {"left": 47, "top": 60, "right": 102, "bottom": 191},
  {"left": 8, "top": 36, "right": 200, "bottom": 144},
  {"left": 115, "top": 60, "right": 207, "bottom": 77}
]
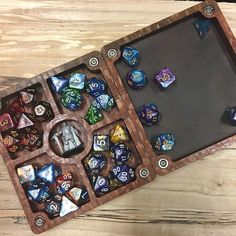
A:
[{"left": 1, "top": 1, "right": 236, "bottom": 236}]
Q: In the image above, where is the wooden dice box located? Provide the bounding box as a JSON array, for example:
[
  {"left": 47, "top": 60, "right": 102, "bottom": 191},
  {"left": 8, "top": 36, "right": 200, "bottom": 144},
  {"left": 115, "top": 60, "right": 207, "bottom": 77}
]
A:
[{"left": 0, "top": 0, "right": 235, "bottom": 233}]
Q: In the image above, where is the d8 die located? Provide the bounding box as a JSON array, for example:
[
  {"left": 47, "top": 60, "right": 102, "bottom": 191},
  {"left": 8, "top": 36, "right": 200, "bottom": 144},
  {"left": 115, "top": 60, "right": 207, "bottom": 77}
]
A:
[
  {"left": 93, "top": 135, "right": 110, "bottom": 151},
  {"left": 68, "top": 186, "right": 89, "bottom": 206},
  {"left": 85, "top": 77, "right": 106, "bottom": 97},
  {"left": 84, "top": 153, "right": 107, "bottom": 174},
  {"left": 34, "top": 101, "right": 55, "bottom": 122},
  {"left": 56, "top": 172, "right": 73, "bottom": 195},
  {"left": 111, "top": 164, "right": 135, "bottom": 184},
  {"left": 122, "top": 46, "right": 140, "bottom": 67},
  {"left": 111, "top": 143, "right": 131, "bottom": 163},
  {"left": 45, "top": 194, "right": 62, "bottom": 218}
]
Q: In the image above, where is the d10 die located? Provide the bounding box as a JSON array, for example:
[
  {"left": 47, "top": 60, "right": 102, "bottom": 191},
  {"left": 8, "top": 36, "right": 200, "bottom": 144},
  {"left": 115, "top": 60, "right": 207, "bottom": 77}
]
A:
[
  {"left": 0, "top": 113, "right": 14, "bottom": 132},
  {"left": 154, "top": 67, "right": 176, "bottom": 89},
  {"left": 17, "top": 164, "right": 36, "bottom": 184},
  {"left": 34, "top": 101, "right": 55, "bottom": 122},
  {"left": 61, "top": 88, "right": 83, "bottom": 111},
  {"left": 122, "top": 46, "right": 140, "bottom": 67},
  {"left": 126, "top": 69, "right": 147, "bottom": 89},
  {"left": 91, "top": 175, "right": 110, "bottom": 195},
  {"left": 111, "top": 164, "right": 135, "bottom": 184},
  {"left": 153, "top": 133, "right": 175, "bottom": 151},
  {"left": 69, "top": 73, "right": 86, "bottom": 90},
  {"left": 50, "top": 76, "right": 69, "bottom": 94},
  {"left": 85, "top": 77, "right": 106, "bottom": 97},
  {"left": 111, "top": 143, "right": 131, "bottom": 163},
  {"left": 27, "top": 179, "right": 50, "bottom": 203},
  {"left": 56, "top": 172, "right": 73, "bottom": 195},
  {"left": 138, "top": 104, "right": 160, "bottom": 126},
  {"left": 93, "top": 135, "right": 110, "bottom": 151},
  {"left": 85, "top": 105, "right": 103, "bottom": 125},
  {"left": 110, "top": 124, "right": 129, "bottom": 143},
  {"left": 45, "top": 194, "right": 62, "bottom": 218},
  {"left": 92, "top": 94, "right": 115, "bottom": 111},
  {"left": 84, "top": 153, "right": 107, "bottom": 174},
  {"left": 36, "top": 163, "right": 62, "bottom": 184},
  {"left": 68, "top": 186, "right": 89, "bottom": 206}
]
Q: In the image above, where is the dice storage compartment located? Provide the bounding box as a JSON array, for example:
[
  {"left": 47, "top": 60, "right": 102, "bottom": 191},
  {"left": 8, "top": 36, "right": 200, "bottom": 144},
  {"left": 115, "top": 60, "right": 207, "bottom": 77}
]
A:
[{"left": 102, "top": 0, "right": 236, "bottom": 175}]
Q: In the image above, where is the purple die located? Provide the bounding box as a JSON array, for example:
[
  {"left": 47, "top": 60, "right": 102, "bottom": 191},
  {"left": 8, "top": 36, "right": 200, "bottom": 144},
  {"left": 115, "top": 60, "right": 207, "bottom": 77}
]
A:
[
  {"left": 154, "top": 67, "right": 176, "bottom": 89},
  {"left": 138, "top": 104, "right": 160, "bottom": 126}
]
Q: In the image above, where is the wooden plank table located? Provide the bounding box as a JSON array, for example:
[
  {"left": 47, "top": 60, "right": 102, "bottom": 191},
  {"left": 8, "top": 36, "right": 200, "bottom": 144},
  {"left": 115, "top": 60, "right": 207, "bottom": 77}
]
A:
[{"left": 1, "top": 1, "right": 236, "bottom": 235}]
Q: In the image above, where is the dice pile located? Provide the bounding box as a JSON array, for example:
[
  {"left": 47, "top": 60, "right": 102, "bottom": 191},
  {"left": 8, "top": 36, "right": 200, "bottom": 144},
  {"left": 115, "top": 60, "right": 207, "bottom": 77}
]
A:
[
  {"left": 17, "top": 162, "right": 89, "bottom": 218},
  {"left": 0, "top": 87, "right": 55, "bottom": 155},
  {"left": 49, "top": 74, "right": 115, "bottom": 125},
  {"left": 83, "top": 124, "right": 136, "bottom": 196}
]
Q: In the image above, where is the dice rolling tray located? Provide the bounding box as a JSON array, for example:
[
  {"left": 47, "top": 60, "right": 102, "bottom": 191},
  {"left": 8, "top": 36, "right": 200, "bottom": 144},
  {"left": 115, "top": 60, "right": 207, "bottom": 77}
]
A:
[{"left": 0, "top": 0, "right": 235, "bottom": 233}]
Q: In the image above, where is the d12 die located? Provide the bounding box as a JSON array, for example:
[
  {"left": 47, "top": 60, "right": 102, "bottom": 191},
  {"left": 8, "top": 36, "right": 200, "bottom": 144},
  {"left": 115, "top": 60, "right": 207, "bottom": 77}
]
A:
[
  {"left": 56, "top": 172, "right": 73, "bottom": 195},
  {"left": 61, "top": 88, "right": 83, "bottom": 111},
  {"left": 110, "top": 124, "right": 129, "bottom": 143},
  {"left": 27, "top": 179, "right": 50, "bottom": 203},
  {"left": 17, "top": 164, "right": 36, "bottom": 184},
  {"left": 91, "top": 175, "right": 110, "bottom": 195},
  {"left": 0, "top": 113, "right": 15, "bottom": 132},
  {"left": 126, "top": 69, "right": 147, "bottom": 89},
  {"left": 138, "top": 104, "right": 160, "bottom": 126},
  {"left": 2, "top": 129, "right": 22, "bottom": 153},
  {"left": 154, "top": 67, "right": 176, "bottom": 89},
  {"left": 36, "top": 163, "right": 62, "bottom": 184},
  {"left": 111, "top": 164, "right": 135, "bottom": 184},
  {"left": 93, "top": 135, "right": 110, "bottom": 151},
  {"left": 68, "top": 186, "right": 89, "bottom": 206},
  {"left": 84, "top": 153, "right": 107, "bottom": 174},
  {"left": 111, "top": 143, "right": 131, "bottom": 163},
  {"left": 92, "top": 94, "right": 115, "bottom": 111},
  {"left": 69, "top": 73, "right": 86, "bottom": 90},
  {"left": 50, "top": 76, "right": 69, "bottom": 94},
  {"left": 34, "top": 101, "right": 55, "bottom": 122},
  {"left": 85, "top": 105, "right": 103, "bottom": 125},
  {"left": 21, "top": 127, "right": 43, "bottom": 152},
  {"left": 153, "top": 133, "right": 175, "bottom": 151},
  {"left": 122, "top": 46, "right": 140, "bottom": 67},
  {"left": 85, "top": 77, "right": 106, "bottom": 97},
  {"left": 45, "top": 194, "right": 62, "bottom": 219}
]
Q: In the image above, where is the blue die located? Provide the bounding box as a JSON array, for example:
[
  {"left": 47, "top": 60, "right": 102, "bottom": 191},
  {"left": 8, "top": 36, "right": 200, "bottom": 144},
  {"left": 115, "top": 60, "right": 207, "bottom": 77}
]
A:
[
  {"left": 93, "top": 94, "right": 115, "bottom": 111},
  {"left": 111, "top": 164, "right": 135, "bottom": 184},
  {"left": 138, "top": 104, "right": 160, "bottom": 126},
  {"left": 84, "top": 153, "right": 107, "bottom": 174},
  {"left": 50, "top": 76, "right": 68, "bottom": 94},
  {"left": 122, "top": 46, "right": 140, "bottom": 67},
  {"left": 85, "top": 77, "right": 106, "bottom": 97},
  {"left": 126, "top": 69, "right": 147, "bottom": 89},
  {"left": 194, "top": 19, "right": 212, "bottom": 40},
  {"left": 111, "top": 143, "right": 131, "bottom": 163},
  {"left": 153, "top": 133, "right": 175, "bottom": 151},
  {"left": 69, "top": 73, "right": 86, "bottom": 90},
  {"left": 92, "top": 175, "right": 110, "bottom": 195}
]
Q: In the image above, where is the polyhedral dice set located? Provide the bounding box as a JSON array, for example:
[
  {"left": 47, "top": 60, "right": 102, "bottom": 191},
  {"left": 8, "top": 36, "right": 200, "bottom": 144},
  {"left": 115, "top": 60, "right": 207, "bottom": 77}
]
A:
[{"left": 1, "top": 0, "right": 236, "bottom": 233}]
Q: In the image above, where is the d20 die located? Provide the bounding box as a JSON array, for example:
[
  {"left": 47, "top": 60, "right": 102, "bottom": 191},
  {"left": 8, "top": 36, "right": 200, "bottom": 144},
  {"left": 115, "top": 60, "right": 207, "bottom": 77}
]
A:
[
  {"left": 91, "top": 175, "right": 110, "bottom": 195},
  {"left": 110, "top": 124, "right": 129, "bottom": 143},
  {"left": 68, "top": 186, "right": 89, "bottom": 206},
  {"left": 36, "top": 163, "right": 62, "bottom": 184},
  {"left": 21, "top": 127, "right": 43, "bottom": 152},
  {"left": 27, "top": 179, "right": 50, "bottom": 203},
  {"left": 17, "top": 164, "right": 36, "bottom": 184},
  {"left": 85, "top": 77, "right": 106, "bottom": 97},
  {"left": 45, "top": 194, "right": 62, "bottom": 218},
  {"left": 84, "top": 153, "right": 107, "bottom": 174},
  {"left": 61, "top": 88, "right": 83, "bottom": 111},
  {"left": 69, "top": 73, "right": 86, "bottom": 90},
  {"left": 60, "top": 196, "right": 79, "bottom": 217},
  {"left": 111, "top": 164, "right": 135, "bottom": 184},
  {"left": 85, "top": 105, "right": 103, "bottom": 125},
  {"left": 56, "top": 172, "right": 73, "bottom": 195},
  {"left": 126, "top": 69, "right": 147, "bottom": 89},
  {"left": 122, "top": 46, "right": 140, "bottom": 67},
  {"left": 154, "top": 67, "right": 176, "bottom": 89},
  {"left": 111, "top": 143, "right": 131, "bottom": 164},
  {"left": 93, "top": 135, "right": 110, "bottom": 152},
  {"left": 0, "top": 113, "right": 14, "bottom": 132},
  {"left": 138, "top": 104, "right": 160, "bottom": 126},
  {"left": 153, "top": 133, "right": 175, "bottom": 151},
  {"left": 50, "top": 76, "right": 69, "bottom": 94},
  {"left": 34, "top": 101, "right": 55, "bottom": 122},
  {"left": 92, "top": 94, "right": 115, "bottom": 111}
]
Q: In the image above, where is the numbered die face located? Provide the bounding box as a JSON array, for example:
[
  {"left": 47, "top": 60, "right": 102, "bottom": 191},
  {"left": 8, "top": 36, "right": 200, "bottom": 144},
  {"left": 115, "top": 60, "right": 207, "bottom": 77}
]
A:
[
  {"left": 84, "top": 153, "right": 107, "bottom": 174},
  {"left": 111, "top": 143, "right": 131, "bottom": 163},
  {"left": 153, "top": 133, "right": 175, "bottom": 151},
  {"left": 85, "top": 77, "right": 106, "bottom": 97},
  {"left": 122, "top": 46, "right": 140, "bottom": 67},
  {"left": 93, "top": 135, "right": 110, "bottom": 152},
  {"left": 2, "top": 129, "right": 22, "bottom": 153},
  {"left": 61, "top": 88, "right": 83, "bottom": 111},
  {"left": 110, "top": 124, "right": 129, "bottom": 143},
  {"left": 45, "top": 194, "right": 62, "bottom": 218},
  {"left": 111, "top": 164, "right": 135, "bottom": 184},
  {"left": 17, "top": 164, "right": 36, "bottom": 184},
  {"left": 56, "top": 173, "right": 73, "bottom": 195},
  {"left": 69, "top": 73, "right": 86, "bottom": 90},
  {"left": 92, "top": 175, "right": 110, "bottom": 195},
  {"left": 126, "top": 69, "right": 147, "bottom": 89},
  {"left": 0, "top": 113, "right": 14, "bottom": 132},
  {"left": 34, "top": 101, "right": 55, "bottom": 122},
  {"left": 68, "top": 186, "right": 89, "bottom": 206},
  {"left": 85, "top": 105, "right": 103, "bottom": 125},
  {"left": 154, "top": 67, "right": 176, "bottom": 89},
  {"left": 50, "top": 76, "right": 69, "bottom": 94},
  {"left": 20, "top": 88, "right": 36, "bottom": 105},
  {"left": 138, "top": 104, "right": 160, "bottom": 126},
  {"left": 93, "top": 94, "right": 115, "bottom": 111}
]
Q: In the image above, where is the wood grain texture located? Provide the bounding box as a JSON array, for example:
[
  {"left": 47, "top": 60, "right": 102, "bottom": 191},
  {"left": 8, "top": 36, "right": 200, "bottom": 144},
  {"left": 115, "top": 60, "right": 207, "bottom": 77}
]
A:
[{"left": 1, "top": 1, "right": 236, "bottom": 235}]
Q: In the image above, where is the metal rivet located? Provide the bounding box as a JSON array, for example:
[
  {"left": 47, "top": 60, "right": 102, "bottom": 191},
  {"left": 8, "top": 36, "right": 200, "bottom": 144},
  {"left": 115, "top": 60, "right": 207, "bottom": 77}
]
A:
[
  {"left": 35, "top": 216, "right": 45, "bottom": 227},
  {"left": 139, "top": 168, "right": 150, "bottom": 178},
  {"left": 89, "top": 57, "right": 99, "bottom": 67},
  {"left": 158, "top": 158, "right": 169, "bottom": 169},
  {"left": 204, "top": 5, "right": 215, "bottom": 16},
  {"left": 107, "top": 48, "right": 118, "bottom": 59}
]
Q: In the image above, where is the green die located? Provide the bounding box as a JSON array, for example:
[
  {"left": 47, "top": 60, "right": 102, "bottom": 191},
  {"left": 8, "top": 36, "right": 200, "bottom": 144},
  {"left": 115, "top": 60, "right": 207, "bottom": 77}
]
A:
[
  {"left": 61, "top": 88, "right": 83, "bottom": 111},
  {"left": 85, "top": 105, "right": 103, "bottom": 125}
]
